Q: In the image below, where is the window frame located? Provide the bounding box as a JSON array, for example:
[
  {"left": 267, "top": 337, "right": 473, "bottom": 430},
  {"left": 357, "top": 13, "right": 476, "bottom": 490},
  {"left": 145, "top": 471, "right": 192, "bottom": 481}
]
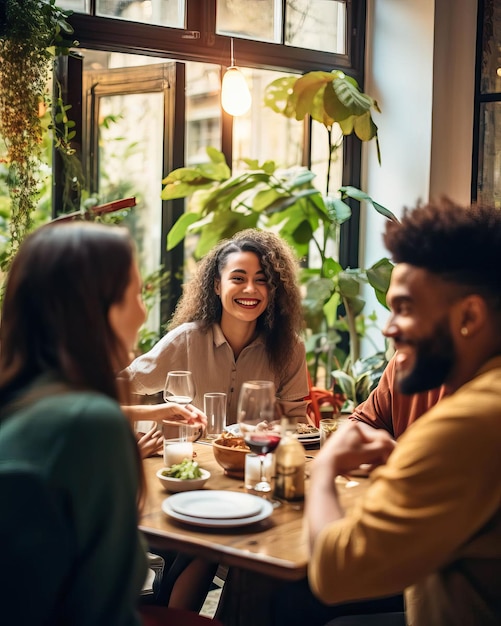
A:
[
  {"left": 472, "top": 0, "right": 500, "bottom": 204},
  {"left": 65, "top": 0, "right": 367, "bottom": 314}
]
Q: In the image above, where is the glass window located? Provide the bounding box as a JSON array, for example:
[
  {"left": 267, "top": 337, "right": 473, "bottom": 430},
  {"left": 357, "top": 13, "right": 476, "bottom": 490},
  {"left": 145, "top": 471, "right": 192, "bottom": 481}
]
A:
[
  {"left": 186, "top": 64, "right": 222, "bottom": 166},
  {"left": 58, "top": 0, "right": 89, "bottom": 11},
  {"left": 232, "top": 69, "right": 304, "bottom": 171},
  {"left": 216, "top": 0, "right": 346, "bottom": 53},
  {"left": 96, "top": 0, "right": 185, "bottom": 28},
  {"left": 216, "top": 0, "right": 281, "bottom": 43},
  {"left": 480, "top": 0, "right": 501, "bottom": 94},
  {"left": 478, "top": 102, "right": 501, "bottom": 208},
  {"left": 285, "top": 0, "right": 346, "bottom": 54}
]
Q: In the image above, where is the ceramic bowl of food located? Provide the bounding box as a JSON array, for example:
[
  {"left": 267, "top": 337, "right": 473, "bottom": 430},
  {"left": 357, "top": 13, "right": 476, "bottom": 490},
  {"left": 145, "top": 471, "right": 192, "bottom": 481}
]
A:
[
  {"left": 156, "top": 467, "right": 211, "bottom": 493},
  {"left": 212, "top": 434, "right": 250, "bottom": 479}
]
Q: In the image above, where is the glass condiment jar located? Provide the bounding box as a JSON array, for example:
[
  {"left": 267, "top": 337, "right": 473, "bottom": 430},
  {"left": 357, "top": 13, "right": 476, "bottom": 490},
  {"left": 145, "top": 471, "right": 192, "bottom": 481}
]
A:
[{"left": 273, "top": 416, "right": 305, "bottom": 502}]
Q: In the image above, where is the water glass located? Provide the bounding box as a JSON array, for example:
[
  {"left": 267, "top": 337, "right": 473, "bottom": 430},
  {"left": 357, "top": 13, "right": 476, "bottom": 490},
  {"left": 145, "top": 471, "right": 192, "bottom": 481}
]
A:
[
  {"left": 204, "top": 392, "right": 227, "bottom": 439},
  {"left": 162, "top": 421, "right": 199, "bottom": 466},
  {"left": 319, "top": 417, "right": 339, "bottom": 446}
]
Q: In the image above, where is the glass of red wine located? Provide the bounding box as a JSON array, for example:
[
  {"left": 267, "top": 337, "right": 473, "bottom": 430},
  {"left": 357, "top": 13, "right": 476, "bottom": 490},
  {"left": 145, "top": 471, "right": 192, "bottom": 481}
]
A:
[{"left": 237, "top": 380, "right": 280, "bottom": 494}]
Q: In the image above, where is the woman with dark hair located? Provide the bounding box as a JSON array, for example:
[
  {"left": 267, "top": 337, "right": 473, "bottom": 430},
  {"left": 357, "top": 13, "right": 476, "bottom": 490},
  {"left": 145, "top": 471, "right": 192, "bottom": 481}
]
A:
[
  {"left": 127, "top": 229, "right": 309, "bottom": 423},
  {"left": 0, "top": 221, "right": 218, "bottom": 626}
]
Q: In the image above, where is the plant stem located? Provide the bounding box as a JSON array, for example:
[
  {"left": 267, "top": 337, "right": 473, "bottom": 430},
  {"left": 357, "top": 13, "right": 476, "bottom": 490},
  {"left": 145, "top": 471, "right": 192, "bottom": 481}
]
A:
[{"left": 342, "top": 295, "right": 360, "bottom": 363}]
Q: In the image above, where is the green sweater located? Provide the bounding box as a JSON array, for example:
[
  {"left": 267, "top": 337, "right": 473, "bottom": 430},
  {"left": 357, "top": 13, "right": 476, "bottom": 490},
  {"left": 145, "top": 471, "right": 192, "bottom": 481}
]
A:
[{"left": 0, "top": 384, "right": 147, "bottom": 625}]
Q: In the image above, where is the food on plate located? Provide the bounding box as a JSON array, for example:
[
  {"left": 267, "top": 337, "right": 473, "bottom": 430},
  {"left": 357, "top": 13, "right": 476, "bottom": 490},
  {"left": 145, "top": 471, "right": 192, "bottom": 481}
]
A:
[
  {"left": 217, "top": 431, "right": 251, "bottom": 451},
  {"left": 296, "top": 423, "right": 319, "bottom": 435},
  {"left": 161, "top": 459, "right": 203, "bottom": 480}
]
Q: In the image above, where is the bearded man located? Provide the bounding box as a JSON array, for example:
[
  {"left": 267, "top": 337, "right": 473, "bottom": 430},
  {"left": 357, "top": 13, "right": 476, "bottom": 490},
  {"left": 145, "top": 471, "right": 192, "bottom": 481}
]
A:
[{"left": 306, "top": 198, "right": 501, "bottom": 626}]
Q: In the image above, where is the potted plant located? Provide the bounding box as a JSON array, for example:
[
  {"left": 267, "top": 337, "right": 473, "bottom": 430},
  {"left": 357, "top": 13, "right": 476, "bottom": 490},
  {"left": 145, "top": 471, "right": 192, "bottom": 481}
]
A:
[
  {"left": 0, "top": 0, "right": 76, "bottom": 271},
  {"left": 161, "top": 71, "right": 398, "bottom": 390}
]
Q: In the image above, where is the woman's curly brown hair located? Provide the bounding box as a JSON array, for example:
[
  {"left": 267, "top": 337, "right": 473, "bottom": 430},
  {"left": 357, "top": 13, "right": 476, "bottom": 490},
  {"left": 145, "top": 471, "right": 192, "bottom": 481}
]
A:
[{"left": 170, "top": 229, "right": 304, "bottom": 376}]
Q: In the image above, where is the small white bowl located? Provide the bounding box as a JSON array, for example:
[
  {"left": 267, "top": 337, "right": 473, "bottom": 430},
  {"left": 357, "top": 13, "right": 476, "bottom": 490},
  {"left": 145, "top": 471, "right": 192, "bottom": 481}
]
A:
[{"left": 156, "top": 467, "right": 211, "bottom": 493}]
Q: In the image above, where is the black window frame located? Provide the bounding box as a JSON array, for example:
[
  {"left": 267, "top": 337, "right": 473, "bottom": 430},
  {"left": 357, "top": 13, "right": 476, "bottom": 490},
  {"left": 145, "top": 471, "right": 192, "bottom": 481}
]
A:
[{"left": 65, "top": 0, "right": 367, "bottom": 307}]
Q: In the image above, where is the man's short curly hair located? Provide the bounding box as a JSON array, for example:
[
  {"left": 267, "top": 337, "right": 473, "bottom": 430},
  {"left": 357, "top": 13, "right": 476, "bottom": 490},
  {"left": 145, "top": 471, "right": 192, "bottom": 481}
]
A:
[
  {"left": 170, "top": 229, "right": 304, "bottom": 376},
  {"left": 384, "top": 198, "right": 501, "bottom": 305}
]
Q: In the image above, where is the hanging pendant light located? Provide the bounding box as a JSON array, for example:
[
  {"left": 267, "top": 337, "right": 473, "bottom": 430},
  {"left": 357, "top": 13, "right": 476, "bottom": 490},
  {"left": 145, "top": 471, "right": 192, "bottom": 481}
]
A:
[{"left": 221, "top": 38, "right": 251, "bottom": 117}]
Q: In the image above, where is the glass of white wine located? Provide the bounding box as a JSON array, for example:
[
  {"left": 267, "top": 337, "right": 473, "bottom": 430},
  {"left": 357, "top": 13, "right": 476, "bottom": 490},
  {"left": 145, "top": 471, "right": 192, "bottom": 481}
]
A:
[{"left": 163, "top": 371, "right": 195, "bottom": 407}]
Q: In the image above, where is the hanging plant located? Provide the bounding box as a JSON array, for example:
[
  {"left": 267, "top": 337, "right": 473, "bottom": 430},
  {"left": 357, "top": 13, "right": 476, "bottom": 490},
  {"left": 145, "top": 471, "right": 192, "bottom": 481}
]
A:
[{"left": 0, "top": 0, "right": 75, "bottom": 270}]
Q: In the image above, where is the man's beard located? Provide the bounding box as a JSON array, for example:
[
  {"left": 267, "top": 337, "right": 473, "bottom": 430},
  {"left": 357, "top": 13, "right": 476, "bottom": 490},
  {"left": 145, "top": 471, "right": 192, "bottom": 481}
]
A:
[{"left": 398, "top": 320, "right": 455, "bottom": 395}]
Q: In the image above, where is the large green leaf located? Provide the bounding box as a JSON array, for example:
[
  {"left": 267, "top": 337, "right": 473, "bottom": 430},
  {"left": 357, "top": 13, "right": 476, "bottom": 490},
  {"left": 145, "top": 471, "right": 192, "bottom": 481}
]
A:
[
  {"left": 293, "top": 71, "right": 339, "bottom": 120},
  {"left": 366, "top": 257, "right": 394, "bottom": 293},
  {"left": 323, "top": 81, "right": 352, "bottom": 122},
  {"left": 305, "top": 277, "right": 335, "bottom": 303},
  {"left": 263, "top": 76, "right": 298, "bottom": 117},
  {"left": 252, "top": 188, "right": 285, "bottom": 212},
  {"left": 265, "top": 188, "right": 321, "bottom": 217},
  {"left": 338, "top": 271, "right": 361, "bottom": 298},
  {"left": 195, "top": 211, "right": 259, "bottom": 257},
  {"left": 343, "top": 294, "right": 365, "bottom": 317},
  {"left": 322, "top": 257, "right": 343, "bottom": 279},
  {"left": 286, "top": 169, "right": 317, "bottom": 189},
  {"left": 324, "top": 196, "right": 351, "bottom": 225},
  {"left": 166, "top": 211, "right": 203, "bottom": 250},
  {"left": 292, "top": 220, "right": 314, "bottom": 245},
  {"left": 340, "top": 186, "right": 399, "bottom": 223},
  {"left": 332, "top": 74, "right": 374, "bottom": 116},
  {"left": 353, "top": 110, "right": 378, "bottom": 142},
  {"left": 323, "top": 291, "right": 340, "bottom": 327},
  {"left": 204, "top": 172, "right": 272, "bottom": 213},
  {"left": 310, "top": 85, "right": 334, "bottom": 127},
  {"left": 161, "top": 178, "right": 215, "bottom": 200}
]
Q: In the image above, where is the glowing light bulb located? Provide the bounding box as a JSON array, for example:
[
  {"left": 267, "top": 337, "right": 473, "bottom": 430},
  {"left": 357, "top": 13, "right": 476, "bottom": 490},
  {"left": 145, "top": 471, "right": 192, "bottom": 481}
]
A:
[{"left": 221, "top": 66, "right": 251, "bottom": 117}]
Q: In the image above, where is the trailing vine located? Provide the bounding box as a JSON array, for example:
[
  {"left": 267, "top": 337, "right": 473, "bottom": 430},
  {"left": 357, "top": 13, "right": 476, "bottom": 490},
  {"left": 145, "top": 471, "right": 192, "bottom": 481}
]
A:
[{"left": 0, "top": 0, "right": 75, "bottom": 270}]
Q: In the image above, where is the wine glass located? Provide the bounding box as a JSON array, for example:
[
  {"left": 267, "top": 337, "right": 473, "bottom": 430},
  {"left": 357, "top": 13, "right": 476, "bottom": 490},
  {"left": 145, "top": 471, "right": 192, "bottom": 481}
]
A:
[
  {"left": 237, "top": 380, "right": 280, "bottom": 494},
  {"left": 163, "top": 371, "right": 195, "bottom": 406}
]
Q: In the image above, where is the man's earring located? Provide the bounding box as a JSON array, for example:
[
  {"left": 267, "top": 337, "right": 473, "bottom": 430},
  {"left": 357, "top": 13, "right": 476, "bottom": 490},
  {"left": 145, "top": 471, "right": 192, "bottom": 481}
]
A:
[{"left": 461, "top": 327, "right": 468, "bottom": 337}]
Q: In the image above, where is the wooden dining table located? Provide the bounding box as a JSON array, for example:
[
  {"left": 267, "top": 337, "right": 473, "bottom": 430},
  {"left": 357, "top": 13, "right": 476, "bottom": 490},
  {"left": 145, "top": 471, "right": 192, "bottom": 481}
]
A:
[{"left": 140, "top": 441, "right": 369, "bottom": 626}]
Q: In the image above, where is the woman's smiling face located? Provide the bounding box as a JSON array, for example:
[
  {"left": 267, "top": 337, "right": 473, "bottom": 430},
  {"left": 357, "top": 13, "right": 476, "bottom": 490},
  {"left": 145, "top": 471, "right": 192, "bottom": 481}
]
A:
[{"left": 215, "top": 251, "right": 269, "bottom": 326}]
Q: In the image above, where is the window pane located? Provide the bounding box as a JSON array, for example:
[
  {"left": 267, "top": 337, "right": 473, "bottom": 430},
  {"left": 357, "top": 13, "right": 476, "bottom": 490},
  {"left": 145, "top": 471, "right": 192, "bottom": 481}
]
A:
[
  {"left": 216, "top": 0, "right": 281, "bottom": 43},
  {"left": 186, "top": 63, "right": 222, "bottom": 166},
  {"left": 285, "top": 0, "right": 346, "bottom": 54},
  {"left": 478, "top": 102, "right": 501, "bottom": 208},
  {"left": 481, "top": 0, "right": 501, "bottom": 94},
  {"left": 232, "top": 69, "right": 304, "bottom": 170},
  {"left": 96, "top": 0, "right": 185, "bottom": 28},
  {"left": 57, "top": 0, "right": 90, "bottom": 12}
]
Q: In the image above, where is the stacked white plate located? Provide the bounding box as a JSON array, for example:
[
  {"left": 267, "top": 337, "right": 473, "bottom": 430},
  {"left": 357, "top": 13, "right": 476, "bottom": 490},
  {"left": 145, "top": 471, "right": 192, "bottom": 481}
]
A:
[{"left": 162, "top": 490, "right": 274, "bottom": 528}]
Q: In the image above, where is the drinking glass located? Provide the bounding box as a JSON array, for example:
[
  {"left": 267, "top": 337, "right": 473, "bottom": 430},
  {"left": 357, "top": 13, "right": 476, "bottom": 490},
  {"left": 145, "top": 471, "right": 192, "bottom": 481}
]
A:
[
  {"left": 204, "top": 392, "right": 227, "bottom": 439},
  {"left": 163, "top": 371, "right": 195, "bottom": 406},
  {"left": 237, "top": 380, "right": 280, "bottom": 494}
]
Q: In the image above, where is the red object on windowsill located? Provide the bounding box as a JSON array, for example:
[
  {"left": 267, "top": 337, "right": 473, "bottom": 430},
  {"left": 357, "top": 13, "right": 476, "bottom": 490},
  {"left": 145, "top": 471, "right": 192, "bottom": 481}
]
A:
[{"left": 52, "top": 197, "right": 137, "bottom": 222}]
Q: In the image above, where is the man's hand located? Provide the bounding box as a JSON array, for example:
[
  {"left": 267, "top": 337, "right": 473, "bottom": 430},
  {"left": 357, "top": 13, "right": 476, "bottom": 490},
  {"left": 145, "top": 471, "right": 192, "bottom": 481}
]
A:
[{"left": 314, "top": 421, "right": 395, "bottom": 478}]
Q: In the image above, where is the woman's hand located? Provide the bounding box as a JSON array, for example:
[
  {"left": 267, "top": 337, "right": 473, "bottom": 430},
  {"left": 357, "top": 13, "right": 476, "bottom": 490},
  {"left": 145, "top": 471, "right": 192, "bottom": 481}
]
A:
[
  {"left": 136, "top": 425, "right": 163, "bottom": 459},
  {"left": 161, "top": 403, "right": 207, "bottom": 427},
  {"left": 123, "top": 403, "right": 208, "bottom": 428}
]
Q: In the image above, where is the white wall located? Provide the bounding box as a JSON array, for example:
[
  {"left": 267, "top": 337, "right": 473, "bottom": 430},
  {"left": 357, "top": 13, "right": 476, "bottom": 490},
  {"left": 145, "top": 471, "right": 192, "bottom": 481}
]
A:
[{"left": 359, "top": 0, "right": 478, "bottom": 354}]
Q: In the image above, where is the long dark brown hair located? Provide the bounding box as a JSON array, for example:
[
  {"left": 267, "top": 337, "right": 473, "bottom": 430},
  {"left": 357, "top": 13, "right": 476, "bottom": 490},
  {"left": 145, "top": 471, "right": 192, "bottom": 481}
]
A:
[{"left": 0, "top": 221, "right": 145, "bottom": 502}]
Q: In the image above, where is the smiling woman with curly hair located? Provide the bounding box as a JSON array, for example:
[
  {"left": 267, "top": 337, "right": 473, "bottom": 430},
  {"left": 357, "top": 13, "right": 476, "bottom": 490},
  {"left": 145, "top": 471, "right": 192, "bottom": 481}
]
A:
[{"left": 127, "top": 228, "right": 308, "bottom": 423}]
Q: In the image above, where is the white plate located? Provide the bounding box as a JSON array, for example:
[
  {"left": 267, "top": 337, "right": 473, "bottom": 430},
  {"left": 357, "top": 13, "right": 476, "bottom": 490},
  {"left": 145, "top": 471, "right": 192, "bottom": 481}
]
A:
[
  {"left": 168, "top": 490, "right": 263, "bottom": 519},
  {"left": 298, "top": 435, "right": 320, "bottom": 445},
  {"left": 162, "top": 492, "right": 273, "bottom": 528},
  {"left": 225, "top": 423, "right": 319, "bottom": 443}
]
